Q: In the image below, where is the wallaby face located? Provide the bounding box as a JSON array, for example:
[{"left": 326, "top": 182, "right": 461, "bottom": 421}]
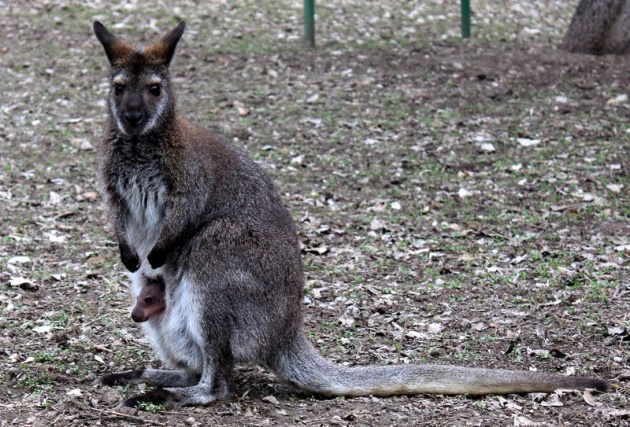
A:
[
  {"left": 94, "top": 21, "right": 184, "bottom": 136},
  {"left": 94, "top": 22, "right": 609, "bottom": 409},
  {"left": 131, "top": 278, "right": 166, "bottom": 323}
]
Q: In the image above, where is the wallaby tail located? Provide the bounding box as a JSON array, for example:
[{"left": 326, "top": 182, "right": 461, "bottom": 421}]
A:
[{"left": 270, "top": 335, "right": 609, "bottom": 396}]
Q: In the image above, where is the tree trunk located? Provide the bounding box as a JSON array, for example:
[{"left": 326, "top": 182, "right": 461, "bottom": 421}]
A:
[{"left": 562, "top": 0, "right": 630, "bottom": 54}]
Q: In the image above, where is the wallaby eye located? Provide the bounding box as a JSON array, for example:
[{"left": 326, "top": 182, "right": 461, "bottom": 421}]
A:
[
  {"left": 149, "top": 84, "right": 161, "bottom": 96},
  {"left": 144, "top": 297, "right": 154, "bottom": 304},
  {"left": 113, "top": 83, "right": 124, "bottom": 96}
]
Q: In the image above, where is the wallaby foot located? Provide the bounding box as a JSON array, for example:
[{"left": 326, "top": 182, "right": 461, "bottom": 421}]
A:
[
  {"left": 102, "top": 368, "right": 231, "bottom": 407},
  {"left": 101, "top": 368, "right": 200, "bottom": 388}
]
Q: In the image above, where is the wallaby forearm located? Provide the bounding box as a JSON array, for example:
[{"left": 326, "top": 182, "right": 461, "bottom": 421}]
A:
[
  {"left": 148, "top": 176, "right": 212, "bottom": 269},
  {"left": 104, "top": 184, "right": 140, "bottom": 272}
]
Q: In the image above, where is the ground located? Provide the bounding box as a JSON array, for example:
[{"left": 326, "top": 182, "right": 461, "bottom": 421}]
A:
[{"left": 0, "top": 1, "right": 629, "bottom": 426}]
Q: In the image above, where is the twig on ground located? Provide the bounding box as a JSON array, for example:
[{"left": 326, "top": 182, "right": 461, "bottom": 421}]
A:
[{"left": 86, "top": 406, "right": 167, "bottom": 426}]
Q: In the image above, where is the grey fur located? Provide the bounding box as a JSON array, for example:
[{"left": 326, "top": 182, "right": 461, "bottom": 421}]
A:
[{"left": 93, "top": 21, "right": 610, "bottom": 407}]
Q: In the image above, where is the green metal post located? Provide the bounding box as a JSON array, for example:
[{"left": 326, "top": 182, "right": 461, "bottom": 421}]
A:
[
  {"left": 461, "top": 0, "right": 471, "bottom": 38},
  {"left": 304, "top": 0, "right": 315, "bottom": 47}
]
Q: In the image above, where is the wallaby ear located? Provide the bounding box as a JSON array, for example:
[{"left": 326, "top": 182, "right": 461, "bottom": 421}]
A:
[
  {"left": 93, "top": 21, "right": 133, "bottom": 65},
  {"left": 145, "top": 21, "right": 186, "bottom": 66}
]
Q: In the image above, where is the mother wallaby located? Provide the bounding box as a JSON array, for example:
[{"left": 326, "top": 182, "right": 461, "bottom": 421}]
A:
[{"left": 93, "top": 21, "right": 609, "bottom": 407}]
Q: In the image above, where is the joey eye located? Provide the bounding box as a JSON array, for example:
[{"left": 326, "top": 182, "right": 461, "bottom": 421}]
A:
[
  {"left": 149, "top": 84, "right": 161, "bottom": 96},
  {"left": 113, "top": 83, "right": 124, "bottom": 96},
  {"left": 144, "top": 297, "right": 155, "bottom": 304}
]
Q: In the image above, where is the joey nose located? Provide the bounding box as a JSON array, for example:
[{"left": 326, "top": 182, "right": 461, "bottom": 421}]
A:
[
  {"left": 131, "top": 312, "right": 145, "bottom": 323},
  {"left": 124, "top": 111, "right": 143, "bottom": 126}
]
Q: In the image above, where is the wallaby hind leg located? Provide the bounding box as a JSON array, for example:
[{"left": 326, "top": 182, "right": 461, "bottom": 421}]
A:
[
  {"left": 123, "top": 371, "right": 232, "bottom": 408},
  {"left": 106, "top": 352, "right": 234, "bottom": 408},
  {"left": 102, "top": 368, "right": 224, "bottom": 408}
]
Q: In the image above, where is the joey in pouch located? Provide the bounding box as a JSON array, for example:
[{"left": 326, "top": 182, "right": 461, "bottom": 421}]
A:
[{"left": 131, "top": 277, "right": 166, "bottom": 323}]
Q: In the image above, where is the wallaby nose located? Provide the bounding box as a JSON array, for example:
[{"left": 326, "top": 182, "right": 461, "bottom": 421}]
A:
[
  {"left": 131, "top": 312, "right": 145, "bottom": 323},
  {"left": 124, "top": 111, "right": 143, "bottom": 126}
]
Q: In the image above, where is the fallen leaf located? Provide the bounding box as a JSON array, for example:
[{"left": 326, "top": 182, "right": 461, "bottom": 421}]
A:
[
  {"left": 605, "top": 409, "right": 630, "bottom": 418},
  {"left": 290, "top": 155, "right": 304, "bottom": 165},
  {"left": 66, "top": 389, "right": 83, "bottom": 398},
  {"left": 480, "top": 142, "right": 495, "bottom": 152},
  {"left": 608, "top": 326, "right": 626, "bottom": 336},
  {"left": 303, "top": 245, "right": 328, "bottom": 255},
  {"left": 606, "top": 184, "right": 622, "bottom": 193},
  {"left": 262, "top": 395, "right": 279, "bottom": 405},
  {"left": 583, "top": 389, "right": 600, "bottom": 407},
  {"left": 606, "top": 94, "right": 628, "bottom": 105},
  {"left": 458, "top": 188, "right": 471, "bottom": 198},
  {"left": 406, "top": 331, "right": 424, "bottom": 339},
  {"left": 49, "top": 191, "right": 61, "bottom": 205},
  {"left": 338, "top": 315, "right": 354, "bottom": 327},
  {"left": 555, "top": 95, "right": 569, "bottom": 104},
  {"left": 517, "top": 138, "right": 540, "bottom": 147},
  {"left": 8, "top": 256, "right": 31, "bottom": 265},
  {"left": 370, "top": 218, "right": 386, "bottom": 231},
  {"left": 79, "top": 140, "right": 94, "bottom": 151},
  {"left": 9, "top": 277, "right": 30, "bottom": 287},
  {"left": 427, "top": 323, "right": 442, "bottom": 334},
  {"left": 513, "top": 415, "right": 533, "bottom": 426},
  {"left": 46, "top": 232, "right": 67, "bottom": 243},
  {"left": 83, "top": 191, "right": 99, "bottom": 201},
  {"left": 540, "top": 394, "right": 564, "bottom": 407},
  {"left": 471, "top": 322, "right": 488, "bottom": 331}
]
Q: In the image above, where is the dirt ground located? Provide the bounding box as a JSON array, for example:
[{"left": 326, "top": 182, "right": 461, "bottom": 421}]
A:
[{"left": 0, "top": 1, "right": 628, "bottom": 426}]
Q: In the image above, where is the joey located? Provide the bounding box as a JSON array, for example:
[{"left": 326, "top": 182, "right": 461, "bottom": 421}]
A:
[{"left": 131, "top": 277, "right": 166, "bottom": 323}]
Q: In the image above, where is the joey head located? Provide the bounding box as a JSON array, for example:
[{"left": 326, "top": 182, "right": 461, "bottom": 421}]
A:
[{"left": 131, "top": 277, "right": 166, "bottom": 323}]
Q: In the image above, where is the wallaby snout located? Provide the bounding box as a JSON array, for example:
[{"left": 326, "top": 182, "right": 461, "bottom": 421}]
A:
[
  {"left": 131, "top": 310, "right": 146, "bottom": 323},
  {"left": 121, "top": 92, "right": 145, "bottom": 128},
  {"left": 124, "top": 110, "right": 143, "bottom": 126}
]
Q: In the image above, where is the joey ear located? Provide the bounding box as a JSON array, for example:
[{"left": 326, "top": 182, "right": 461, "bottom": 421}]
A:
[
  {"left": 93, "top": 21, "right": 133, "bottom": 65},
  {"left": 145, "top": 21, "right": 186, "bottom": 66}
]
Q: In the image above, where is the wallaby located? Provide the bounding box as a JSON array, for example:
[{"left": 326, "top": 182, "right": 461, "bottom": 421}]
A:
[
  {"left": 93, "top": 21, "right": 610, "bottom": 407},
  {"left": 131, "top": 277, "right": 166, "bottom": 323}
]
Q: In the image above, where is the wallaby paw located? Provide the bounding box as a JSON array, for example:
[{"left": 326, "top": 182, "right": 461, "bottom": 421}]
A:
[
  {"left": 147, "top": 247, "right": 167, "bottom": 269},
  {"left": 119, "top": 243, "right": 140, "bottom": 272}
]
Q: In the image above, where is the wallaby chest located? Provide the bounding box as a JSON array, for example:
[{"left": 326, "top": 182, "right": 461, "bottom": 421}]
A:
[{"left": 109, "top": 140, "right": 167, "bottom": 258}]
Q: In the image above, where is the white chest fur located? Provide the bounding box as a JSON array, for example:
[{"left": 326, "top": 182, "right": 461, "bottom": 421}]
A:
[{"left": 117, "top": 175, "right": 166, "bottom": 259}]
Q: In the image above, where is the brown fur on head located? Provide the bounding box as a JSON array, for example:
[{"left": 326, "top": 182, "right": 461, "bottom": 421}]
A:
[
  {"left": 93, "top": 21, "right": 185, "bottom": 66},
  {"left": 93, "top": 21, "right": 185, "bottom": 136}
]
